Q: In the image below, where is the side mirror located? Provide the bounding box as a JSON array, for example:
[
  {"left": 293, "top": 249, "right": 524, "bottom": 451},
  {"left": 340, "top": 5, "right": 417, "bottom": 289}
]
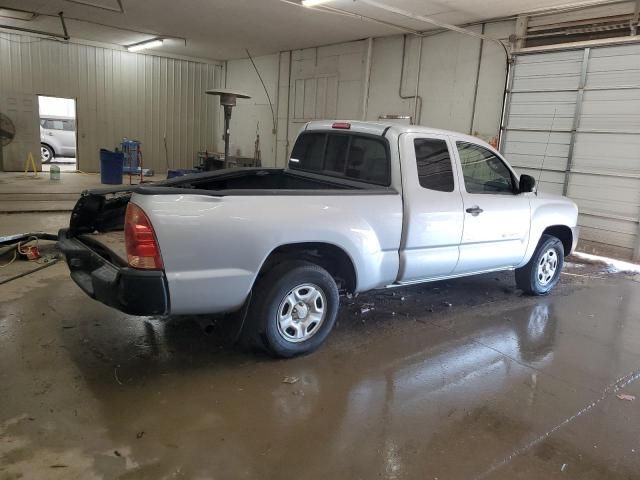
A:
[{"left": 519, "top": 174, "right": 536, "bottom": 193}]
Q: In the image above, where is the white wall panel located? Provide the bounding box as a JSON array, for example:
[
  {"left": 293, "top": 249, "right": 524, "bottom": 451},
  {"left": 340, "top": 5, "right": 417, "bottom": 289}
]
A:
[
  {"left": 0, "top": 34, "right": 221, "bottom": 172},
  {"left": 366, "top": 21, "right": 515, "bottom": 142},
  {"left": 366, "top": 35, "right": 414, "bottom": 123},
  {"left": 230, "top": 25, "right": 515, "bottom": 168},
  {"left": 223, "top": 54, "right": 279, "bottom": 166},
  {"left": 472, "top": 21, "right": 516, "bottom": 140}
]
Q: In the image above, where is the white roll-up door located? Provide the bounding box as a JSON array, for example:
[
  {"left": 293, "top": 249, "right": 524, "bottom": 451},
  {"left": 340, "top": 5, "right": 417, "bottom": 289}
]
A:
[{"left": 502, "top": 43, "right": 640, "bottom": 260}]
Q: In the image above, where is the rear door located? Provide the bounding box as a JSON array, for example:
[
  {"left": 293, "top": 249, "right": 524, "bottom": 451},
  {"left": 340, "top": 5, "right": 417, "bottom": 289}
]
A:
[
  {"left": 59, "top": 119, "right": 76, "bottom": 156},
  {"left": 397, "top": 133, "right": 463, "bottom": 282},
  {"left": 452, "top": 139, "right": 531, "bottom": 274}
]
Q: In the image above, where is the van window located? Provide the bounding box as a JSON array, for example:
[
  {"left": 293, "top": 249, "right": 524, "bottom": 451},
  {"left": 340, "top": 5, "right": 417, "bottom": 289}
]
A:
[
  {"left": 43, "top": 119, "right": 65, "bottom": 130},
  {"left": 290, "top": 132, "right": 390, "bottom": 186}
]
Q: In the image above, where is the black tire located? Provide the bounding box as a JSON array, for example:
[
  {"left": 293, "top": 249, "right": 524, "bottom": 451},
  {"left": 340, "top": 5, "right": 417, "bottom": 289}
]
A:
[
  {"left": 41, "top": 144, "right": 54, "bottom": 164},
  {"left": 515, "top": 234, "right": 564, "bottom": 296},
  {"left": 243, "top": 260, "right": 339, "bottom": 358}
]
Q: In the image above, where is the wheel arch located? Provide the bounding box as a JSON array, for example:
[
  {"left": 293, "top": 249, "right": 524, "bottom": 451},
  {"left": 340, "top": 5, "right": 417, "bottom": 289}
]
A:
[
  {"left": 256, "top": 242, "right": 358, "bottom": 294},
  {"left": 541, "top": 225, "right": 573, "bottom": 257},
  {"left": 41, "top": 142, "right": 56, "bottom": 155}
]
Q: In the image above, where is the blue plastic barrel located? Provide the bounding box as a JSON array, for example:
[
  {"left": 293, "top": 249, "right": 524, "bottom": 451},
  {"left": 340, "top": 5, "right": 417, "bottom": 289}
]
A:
[{"left": 100, "top": 149, "right": 124, "bottom": 185}]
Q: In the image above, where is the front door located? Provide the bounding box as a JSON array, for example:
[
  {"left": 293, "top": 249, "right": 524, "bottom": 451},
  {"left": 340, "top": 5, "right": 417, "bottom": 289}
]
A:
[
  {"left": 397, "top": 133, "right": 464, "bottom": 282},
  {"left": 452, "top": 140, "right": 531, "bottom": 274}
]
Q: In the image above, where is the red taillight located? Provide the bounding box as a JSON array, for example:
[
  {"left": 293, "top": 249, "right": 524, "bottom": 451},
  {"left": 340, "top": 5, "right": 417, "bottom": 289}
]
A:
[
  {"left": 124, "top": 203, "right": 164, "bottom": 270},
  {"left": 332, "top": 122, "right": 351, "bottom": 129}
]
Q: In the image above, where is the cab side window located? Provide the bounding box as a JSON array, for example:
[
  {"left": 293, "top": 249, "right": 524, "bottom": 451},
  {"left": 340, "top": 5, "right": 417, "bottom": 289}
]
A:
[
  {"left": 414, "top": 138, "right": 455, "bottom": 192},
  {"left": 457, "top": 142, "right": 515, "bottom": 194}
]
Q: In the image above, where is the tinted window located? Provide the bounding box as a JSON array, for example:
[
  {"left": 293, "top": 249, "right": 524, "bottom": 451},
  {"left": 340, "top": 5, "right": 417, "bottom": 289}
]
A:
[
  {"left": 289, "top": 132, "right": 390, "bottom": 185},
  {"left": 290, "top": 133, "right": 325, "bottom": 170},
  {"left": 346, "top": 137, "right": 388, "bottom": 185},
  {"left": 414, "top": 138, "right": 454, "bottom": 192},
  {"left": 62, "top": 120, "right": 75, "bottom": 131},
  {"left": 457, "top": 142, "right": 514, "bottom": 194},
  {"left": 324, "top": 134, "right": 348, "bottom": 173}
]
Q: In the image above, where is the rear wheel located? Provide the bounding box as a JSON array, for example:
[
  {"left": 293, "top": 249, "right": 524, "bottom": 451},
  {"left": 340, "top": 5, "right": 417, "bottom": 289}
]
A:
[
  {"left": 243, "top": 260, "right": 339, "bottom": 357},
  {"left": 41, "top": 144, "right": 54, "bottom": 163},
  {"left": 515, "top": 234, "right": 564, "bottom": 295}
]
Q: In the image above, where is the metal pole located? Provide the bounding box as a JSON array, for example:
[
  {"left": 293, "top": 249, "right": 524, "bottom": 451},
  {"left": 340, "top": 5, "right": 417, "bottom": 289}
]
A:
[
  {"left": 469, "top": 24, "right": 485, "bottom": 135},
  {"left": 413, "top": 36, "right": 423, "bottom": 125},
  {"left": 58, "top": 12, "right": 69, "bottom": 39},
  {"left": 224, "top": 105, "right": 232, "bottom": 162},
  {"left": 563, "top": 48, "right": 590, "bottom": 196},
  {"left": 361, "top": 38, "right": 374, "bottom": 120},
  {"left": 0, "top": 24, "right": 69, "bottom": 40}
]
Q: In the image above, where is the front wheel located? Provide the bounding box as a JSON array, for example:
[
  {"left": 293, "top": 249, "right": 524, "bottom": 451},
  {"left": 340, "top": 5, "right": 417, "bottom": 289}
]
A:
[
  {"left": 244, "top": 260, "right": 339, "bottom": 358},
  {"left": 515, "top": 234, "right": 564, "bottom": 295}
]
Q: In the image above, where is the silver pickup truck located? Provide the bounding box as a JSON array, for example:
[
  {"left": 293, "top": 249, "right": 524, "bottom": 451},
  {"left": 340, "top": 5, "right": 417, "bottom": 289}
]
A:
[{"left": 59, "top": 120, "right": 579, "bottom": 357}]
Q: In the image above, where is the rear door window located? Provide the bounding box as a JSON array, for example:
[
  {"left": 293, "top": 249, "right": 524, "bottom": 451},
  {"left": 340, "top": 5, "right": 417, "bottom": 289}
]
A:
[
  {"left": 414, "top": 138, "right": 455, "bottom": 192},
  {"left": 290, "top": 132, "right": 390, "bottom": 185}
]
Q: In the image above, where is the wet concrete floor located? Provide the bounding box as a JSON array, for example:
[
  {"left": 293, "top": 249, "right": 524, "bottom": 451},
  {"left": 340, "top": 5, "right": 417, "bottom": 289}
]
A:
[{"left": 2, "top": 216, "right": 640, "bottom": 479}]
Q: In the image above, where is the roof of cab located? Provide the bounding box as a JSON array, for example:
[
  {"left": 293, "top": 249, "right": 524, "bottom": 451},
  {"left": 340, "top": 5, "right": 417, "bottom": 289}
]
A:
[{"left": 304, "top": 120, "right": 495, "bottom": 150}]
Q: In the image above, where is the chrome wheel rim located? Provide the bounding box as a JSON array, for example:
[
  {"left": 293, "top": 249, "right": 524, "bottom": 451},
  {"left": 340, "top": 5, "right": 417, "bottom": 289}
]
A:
[
  {"left": 537, "top": 248, "right": 558, "bottom": 286},
  {"left": 276, "top": 283, "right": 327, "bottom": 343},
  {"left": 41, "top": 146, "right": 51, "bottom": 162}
]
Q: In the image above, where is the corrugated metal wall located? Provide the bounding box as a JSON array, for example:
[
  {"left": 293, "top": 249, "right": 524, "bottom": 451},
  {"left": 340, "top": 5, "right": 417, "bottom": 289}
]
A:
[
  {"left": 502, "top": 43, "right": 640, "bottom": 260},
  {"left": 0, "top": 34, "right": 222, "bottom": 172}
]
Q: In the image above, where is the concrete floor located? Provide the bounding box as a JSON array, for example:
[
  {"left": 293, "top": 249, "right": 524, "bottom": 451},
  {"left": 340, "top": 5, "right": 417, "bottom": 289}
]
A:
[{"left": 2, "top": 213, "right": 640, "bottom": 479}]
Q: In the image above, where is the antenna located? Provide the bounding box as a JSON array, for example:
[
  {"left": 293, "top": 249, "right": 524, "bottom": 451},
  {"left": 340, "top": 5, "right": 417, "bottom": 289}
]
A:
[{"left": 537, "top": 107, "right": 557, "bottom": 195}]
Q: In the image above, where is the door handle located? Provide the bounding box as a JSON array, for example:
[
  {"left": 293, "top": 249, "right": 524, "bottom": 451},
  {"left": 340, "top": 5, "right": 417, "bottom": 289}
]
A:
[{"left": 466, "top": 206, "right": 483, "bottom": 216}]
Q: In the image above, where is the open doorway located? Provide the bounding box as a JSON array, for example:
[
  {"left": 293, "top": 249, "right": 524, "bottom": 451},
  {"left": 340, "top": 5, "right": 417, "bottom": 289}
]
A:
[{"left": 37, "top": 95, "right": 77, "bottom": 172}]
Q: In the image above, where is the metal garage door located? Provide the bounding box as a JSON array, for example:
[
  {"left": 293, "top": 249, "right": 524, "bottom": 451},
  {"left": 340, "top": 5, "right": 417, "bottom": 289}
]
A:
[{"left": 501, "top": 43, "right": 640, "bottom": 260}]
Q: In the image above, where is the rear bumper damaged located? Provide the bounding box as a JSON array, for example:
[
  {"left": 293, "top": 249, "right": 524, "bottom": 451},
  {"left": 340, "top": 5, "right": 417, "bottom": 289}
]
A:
[{"left": 58, "top": 229, "right": 169, "bottom": 316}]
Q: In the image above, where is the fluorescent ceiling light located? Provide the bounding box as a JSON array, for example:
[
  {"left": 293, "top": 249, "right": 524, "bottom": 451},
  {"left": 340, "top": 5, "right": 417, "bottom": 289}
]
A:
[
  {"left": 127, "top": 39, "right": 164, "bottom": 52},
  {"left": 0, "top": 7, "right": 37, "bottom": 21},
  {"left": 301, "top": 0, "right": 334, "bottom": 7}
]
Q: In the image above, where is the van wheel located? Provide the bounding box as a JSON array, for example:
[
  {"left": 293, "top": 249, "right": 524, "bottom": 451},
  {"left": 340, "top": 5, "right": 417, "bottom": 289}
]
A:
[
  {"left": 244, "top": 260, "right": 339, "bottom": 358},
  {"left": 41, "top": 144, "right": 54, "bottom": 163},
  {"left": 515, "top": 234, "right": 564, "bottom": 295}
]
